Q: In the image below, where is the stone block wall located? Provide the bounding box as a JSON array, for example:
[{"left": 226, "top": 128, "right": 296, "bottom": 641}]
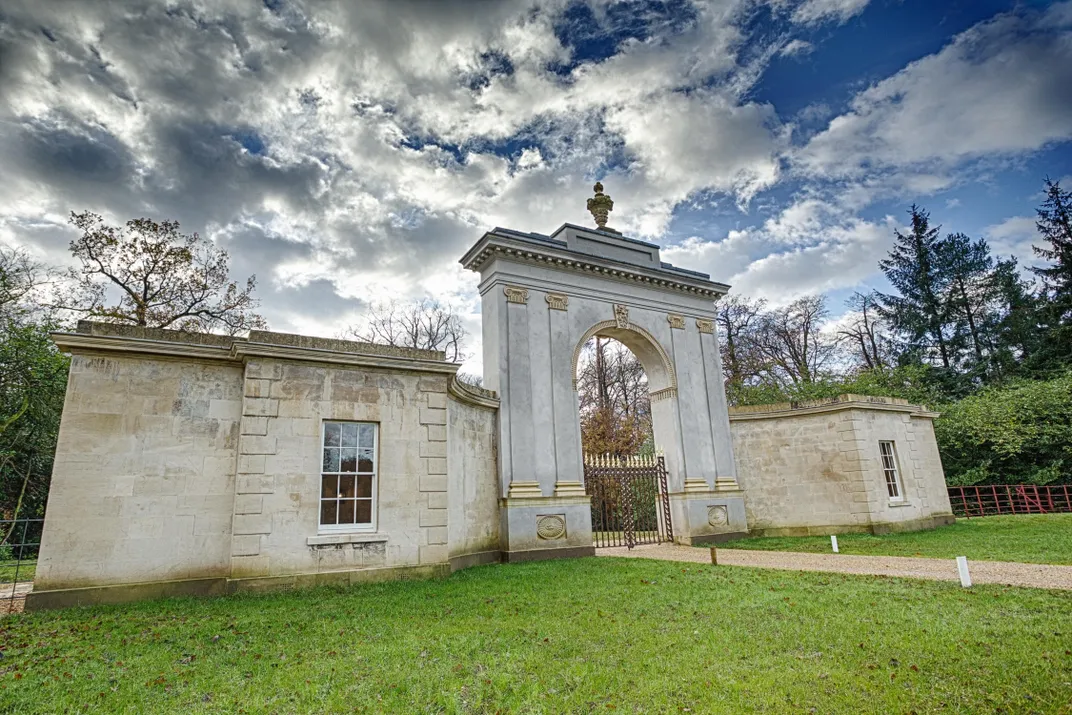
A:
[
  {"left": 446, "top": 380, "right": 501, "bottom": 568},
  {"left": 730, "top": 396, "right": 954, "bottom": 536},
  {"left": 32, "top": 324, "right": 502, "bottom": 609},
  {"left": 36, "top": 353, "right": 242, "bottom": 590},
  {"left": 229, "top": 361, "right": 453, "bottom": 581}
]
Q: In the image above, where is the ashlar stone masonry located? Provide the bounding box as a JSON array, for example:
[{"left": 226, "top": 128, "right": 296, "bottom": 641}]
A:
[{"left": 29, "top": 196, "right": 953, "bottom": 608}]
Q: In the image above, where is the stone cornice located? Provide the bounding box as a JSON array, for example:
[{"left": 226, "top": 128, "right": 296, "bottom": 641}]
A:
[
  {"left": 52, "top": 332, "right": 234, "bottom": 362},
  {"left": 461, "top": 231, "right": 728, "bottom": 299},
  {"left": 53, "top": 329, "right": 460, "bottom": 376}
]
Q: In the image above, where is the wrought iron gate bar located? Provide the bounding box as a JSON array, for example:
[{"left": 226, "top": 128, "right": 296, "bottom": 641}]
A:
[{"left": 583, "top": 454, "right": 673, "bottom": 549}]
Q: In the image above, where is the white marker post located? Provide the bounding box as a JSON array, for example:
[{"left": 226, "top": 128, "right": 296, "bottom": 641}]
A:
[
  {"left": 831, "top": 535, "right": 839, "bottom": 553},
  {"left": 956, "top": 556, "right": 972, "bottom": 587}
]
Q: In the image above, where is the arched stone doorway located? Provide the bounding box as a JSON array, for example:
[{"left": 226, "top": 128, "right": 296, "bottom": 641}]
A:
[
  {"left": 572, "top": 319, "right": 674, "bottom": 459},
  {"left": 573, "top": 327, "right": 675, "bottom": 547},
  {"left": 461, "top": 218, "right": 749, "bottom": 560}
]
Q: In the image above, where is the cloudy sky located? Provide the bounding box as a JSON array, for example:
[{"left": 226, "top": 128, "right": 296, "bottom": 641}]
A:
[{"left": 1, "top": 0, "right": 1070, "bottom": 373}]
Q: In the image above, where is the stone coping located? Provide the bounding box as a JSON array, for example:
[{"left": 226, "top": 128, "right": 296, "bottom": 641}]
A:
[
  {"left": 448, "top": 375, "right": 500, "bottom": 409},
  {"left": 55, "top": 322, "right": 458, "bottom": 374},
  {"left": 74, "top": 321, "right": 444, "bottom": 361},
  {"left": 728, "top": 393, "right": 939, "bottom": 420}
]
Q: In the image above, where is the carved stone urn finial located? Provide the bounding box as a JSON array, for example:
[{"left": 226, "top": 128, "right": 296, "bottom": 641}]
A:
[{"left": 587, "top": 181, "right": 615, "bottom": 231}]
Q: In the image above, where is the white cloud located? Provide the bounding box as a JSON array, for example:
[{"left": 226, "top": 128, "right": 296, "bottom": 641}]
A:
[
  {"left": 791, "top": 0, "right": 870, "bottom": 25},
  {"left": 984, "top": 215, "right": 1043, "bottom": 266},
  {"left": 779, "top": 39, "right": 814, "bottom": 57},
  {"left": 729, "top": 218, "right": 893, "bottom": 302},
  {"left": 796, "top": 5, "right": 1072, "bottom": 180},
  {"left": 0, "top": 0, "right": 1069, "bottom": 379},
  {"left": 604, "top": 91, "right": 785, "bottom": 226}
]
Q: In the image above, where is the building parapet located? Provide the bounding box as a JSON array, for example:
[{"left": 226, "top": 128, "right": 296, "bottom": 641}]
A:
[
  {"left": 448, "top": 376, "right": 500, "bottom": 409},
  {"left": 55, "top": 321, "right": 457, "bottom": 374},
  {"left": 728, "top": 393, "right": 939, "bottom": 420}
]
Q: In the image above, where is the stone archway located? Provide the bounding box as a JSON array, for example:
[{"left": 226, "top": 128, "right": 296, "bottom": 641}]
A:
[
  {"left": 573, "top": 325, "right": 677, "bottom": 548},
  {"left": 462, "top": 219, "right": 749, "bottom": 559},
  {"left": 570, "top": 319, "right": 676, "bottom": 396}
]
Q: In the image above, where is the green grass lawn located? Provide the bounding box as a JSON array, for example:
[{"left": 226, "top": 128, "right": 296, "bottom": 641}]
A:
[
  {"left": 1, "top": 558, "right": 1070, "bottom": 713},
  {"left": 722, "top": 513, "right": 1072, "bottom": 565},
  {"left": 0, "top": 559, "right": 35, "bottom": 584}
]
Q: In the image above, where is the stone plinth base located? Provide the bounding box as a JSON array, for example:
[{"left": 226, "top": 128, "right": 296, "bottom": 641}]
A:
[
  {"left": 25, "top": 562, "right": 453, "bottom": 611},
  {"left": 499, "top": 495, "right": 593, "bottom": 559},
  {"left": 503, "top": 545, "right": 596, "bottom": 562},
  {"left": 748, "top": 513, "right": 956, "bottom": 538},
  {"left": 668, "top": 490, "right": 748, "bottom": 545}
]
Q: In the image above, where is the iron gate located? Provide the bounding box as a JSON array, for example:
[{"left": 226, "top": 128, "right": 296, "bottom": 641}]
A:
[{"left": 584, "top": 454, "right": 673, "bottom": 548}]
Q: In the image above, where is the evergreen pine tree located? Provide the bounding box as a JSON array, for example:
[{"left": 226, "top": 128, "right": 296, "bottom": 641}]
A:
[
  {"left": 1031, "top": 178, "right": 1072, "bottom": 370},
  {"left": 877, "top": 205, "right": 957, "bottom": 369},
  {"left": 941, "top": 232, "right": 993, "bottom": 369},
  {"left": 990, "top": 256, "right": 1040, "bottom": 377}
]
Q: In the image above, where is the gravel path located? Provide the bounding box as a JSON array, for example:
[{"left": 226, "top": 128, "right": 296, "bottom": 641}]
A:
[
  {"left": 0, "top": 582, "right": 31, "bottom": 616},
  {"left": 597, "top": 544, "right": 1072, "bottom": 590}
]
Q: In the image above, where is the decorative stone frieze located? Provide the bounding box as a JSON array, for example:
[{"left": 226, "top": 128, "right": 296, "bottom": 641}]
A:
[
  {"left": 613, "top": 304, "right": 629, "bottom": 329},
  {"left": 504, "top": 286, "right": 529, "bottom": 304},
  {"left": 536, "top": 514, "right": 567, "bottom": 540},
  {"left": 545, "top": 293, "right": 569, "bottom": 311},
  {"left": 667, "top": 314, "right": 685, "bottom": 329},
  {"left": 696, "top": 319, "right": 714, "bottom": 334}
]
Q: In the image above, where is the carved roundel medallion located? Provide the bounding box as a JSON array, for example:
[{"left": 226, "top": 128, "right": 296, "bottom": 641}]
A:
[
  {"left": 536, "top": 514, "right": 567, "bottom": 540},
  {"left": 708, "top": 505, "right": 729, "bottom": 528}
]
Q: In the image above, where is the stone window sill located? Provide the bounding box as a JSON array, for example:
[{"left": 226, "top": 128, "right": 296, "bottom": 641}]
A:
[
  {"left": 888, "top": 501, "right": 913, "bottom": 508},
  {"left": 307, "top": 532, "right": 388, "bottom": 546}
]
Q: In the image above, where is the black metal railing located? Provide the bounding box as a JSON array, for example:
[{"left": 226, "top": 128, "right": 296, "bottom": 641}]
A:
[
  {"left": 584, "top": 454, "right": 673, "bottom": 548},
  {"left": 0, "top": 518, "right": 42, "bottom": 615}
]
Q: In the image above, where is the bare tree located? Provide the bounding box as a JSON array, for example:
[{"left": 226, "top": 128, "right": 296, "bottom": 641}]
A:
[
  {"left": 347, "top": 298, "right": 469, "bottom": 363},
  {"left": 754, "top": 295, "right": 839, "bottom": 386},
  {"left": 716, "top": 294, "right": 767, "bottom": 387},
  {"left": 0, "top": 247, "right": 49, "bottom": 323},
  {"left": 838, "top": 291, "right": 891, "bottom": 371},
  {"left": 62, "top": 211, "right": 266, "bottom": 334},
  {"left": 576, "top": 337, "right": 652, "bottom": 456}
]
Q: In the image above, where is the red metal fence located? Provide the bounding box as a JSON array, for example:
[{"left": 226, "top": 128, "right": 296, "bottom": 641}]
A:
[{"left": 948, "top": 485, "right": 1072, "bottom": 517}]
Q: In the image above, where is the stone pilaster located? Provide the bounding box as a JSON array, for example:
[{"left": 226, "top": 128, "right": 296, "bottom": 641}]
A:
[
  {"left": 231, "top": 359, "right": 282, "bottom": 578},
  {"left": 418, "top": 378, "right": 449, "bottom": 565}
]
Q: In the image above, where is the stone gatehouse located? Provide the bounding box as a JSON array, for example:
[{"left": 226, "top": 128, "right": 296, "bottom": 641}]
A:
[{"left": 28, "top": 202, "right": 954, "bottom": 609}]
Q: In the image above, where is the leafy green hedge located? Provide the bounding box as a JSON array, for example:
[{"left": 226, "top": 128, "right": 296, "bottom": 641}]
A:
[
  {"left": 729, "top": 366, "right": 1072, "bottom": 487},
  {"left": 934, "top": 373, "right": 1072, "bottom": 486}
]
